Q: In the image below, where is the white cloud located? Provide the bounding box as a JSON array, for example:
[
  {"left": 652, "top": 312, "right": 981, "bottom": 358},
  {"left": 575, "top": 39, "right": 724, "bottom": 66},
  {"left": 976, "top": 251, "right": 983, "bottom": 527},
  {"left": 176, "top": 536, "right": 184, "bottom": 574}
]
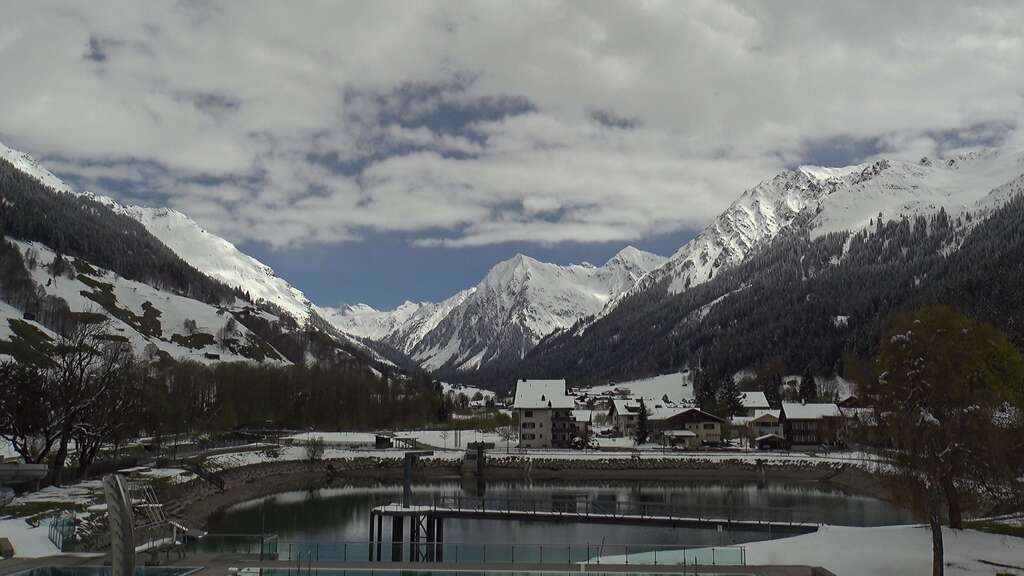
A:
[{"left": 1, "top": 1, "right": 1022, "bottom": 249}]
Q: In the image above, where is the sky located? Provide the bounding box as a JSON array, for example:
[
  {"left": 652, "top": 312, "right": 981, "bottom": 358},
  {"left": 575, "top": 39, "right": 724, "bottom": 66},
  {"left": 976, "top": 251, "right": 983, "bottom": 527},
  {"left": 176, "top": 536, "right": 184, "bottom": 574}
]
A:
[{"left": 1, "top": 1, "right": 1023, "bottom": 308}]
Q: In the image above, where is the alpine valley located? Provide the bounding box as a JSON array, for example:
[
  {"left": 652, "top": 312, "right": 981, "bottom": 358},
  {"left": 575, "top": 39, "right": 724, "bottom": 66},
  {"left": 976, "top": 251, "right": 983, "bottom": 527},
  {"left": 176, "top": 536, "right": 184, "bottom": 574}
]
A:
[{"left": 2, "top": 138, "right": 1024, "bottom": 390}]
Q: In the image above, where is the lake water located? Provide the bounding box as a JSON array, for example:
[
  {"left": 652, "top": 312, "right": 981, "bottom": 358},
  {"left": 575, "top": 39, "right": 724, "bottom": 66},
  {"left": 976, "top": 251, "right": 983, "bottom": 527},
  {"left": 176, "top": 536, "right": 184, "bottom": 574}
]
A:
[{"left": 206, "top": 479, "right": 914, "bottom": 549}]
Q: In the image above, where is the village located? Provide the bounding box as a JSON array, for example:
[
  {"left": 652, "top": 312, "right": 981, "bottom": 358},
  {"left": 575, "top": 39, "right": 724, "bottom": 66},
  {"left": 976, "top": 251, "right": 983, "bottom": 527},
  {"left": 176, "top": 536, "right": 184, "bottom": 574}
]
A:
[{"left": 509, "top": 371, "right": 863, "bottom": 454}]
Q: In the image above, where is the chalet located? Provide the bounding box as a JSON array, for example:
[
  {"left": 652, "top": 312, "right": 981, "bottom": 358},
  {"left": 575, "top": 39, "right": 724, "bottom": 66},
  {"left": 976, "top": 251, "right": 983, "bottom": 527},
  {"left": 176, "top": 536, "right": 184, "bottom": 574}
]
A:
[
  {"left": 654, "top": 407, "right": 727, "bottom": 445},
  {"left": 608, "top": 398, "right": 643, "bottom": 436},
  {"left": 514, "top": 379, "right": 576, "bottom": 449},
  {"left": 663, "top": 430, "right": 699, "bottom": 450},
  {"left": 749, "top": 410, "right": 783, "bottom": 439},
  {"left": 738, "top": 391, "right": 771, "bottom": 416},
  {"left": 755, "top": 434, "right": 787, "bottom": 450},
  {"left": 781, "top": 402, "right": 845, "bottom": 447}
]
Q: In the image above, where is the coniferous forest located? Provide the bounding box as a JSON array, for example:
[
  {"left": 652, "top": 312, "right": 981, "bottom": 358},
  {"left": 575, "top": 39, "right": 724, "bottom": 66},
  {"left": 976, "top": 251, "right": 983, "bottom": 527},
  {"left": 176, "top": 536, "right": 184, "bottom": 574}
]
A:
[{"left": 478, "top": 191, "right": 1024, "bottom": 396}]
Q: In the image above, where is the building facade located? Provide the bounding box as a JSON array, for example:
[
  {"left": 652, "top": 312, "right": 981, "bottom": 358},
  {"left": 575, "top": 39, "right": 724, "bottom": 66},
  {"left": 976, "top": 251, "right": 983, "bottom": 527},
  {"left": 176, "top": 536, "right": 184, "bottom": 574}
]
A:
[
  {"left": 514, "top": 379, "right": 576, "bottom": 449},
  {"left": 781, "top": 402, "right": 845, "bottom": 446}
]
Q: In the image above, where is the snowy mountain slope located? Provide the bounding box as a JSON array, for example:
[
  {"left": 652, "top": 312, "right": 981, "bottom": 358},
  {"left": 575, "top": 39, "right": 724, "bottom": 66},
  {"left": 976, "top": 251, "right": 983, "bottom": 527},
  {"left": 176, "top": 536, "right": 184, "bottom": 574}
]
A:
[
  {"left": 118, "top": 205, "right": 316, "bottom": 324},
  {"left": 323, "top": 287, "right": 476, "bottom": 354},
  {"left": 0, "top": 299, "right": 59, "bottom": 364},
  {"left": 4, "top": 238, "right": 288, "bottom": 365},
  {"left": 0, "top": 139, "right": 315, "bottom": 326},
  {"left": 0, "top": 142, "right": 72, "bottom": 194},
  {"left": 331, "top": 247, "right": 666, "bottom": 372},
  {"left": 604, "top": 148, "right": 1024, "bottom": 318},
  {"left": 809, "top": 150, "right": 1024, "bottom": 238},
  {"left": 0, "top": 139, "right": 396, "bottom": 368}
]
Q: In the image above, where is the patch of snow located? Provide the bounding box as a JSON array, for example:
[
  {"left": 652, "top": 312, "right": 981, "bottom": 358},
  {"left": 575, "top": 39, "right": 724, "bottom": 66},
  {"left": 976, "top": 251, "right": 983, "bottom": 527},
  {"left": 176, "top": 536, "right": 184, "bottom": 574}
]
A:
[
  {"left": 745, "top": 524, "right": 1024, "bottom": 576},
  {"left": 7, "top": 238, "right": 288, "bottom": 365},
  {"left": 582, "top": 371, "right": 695, "bottom": 405}
]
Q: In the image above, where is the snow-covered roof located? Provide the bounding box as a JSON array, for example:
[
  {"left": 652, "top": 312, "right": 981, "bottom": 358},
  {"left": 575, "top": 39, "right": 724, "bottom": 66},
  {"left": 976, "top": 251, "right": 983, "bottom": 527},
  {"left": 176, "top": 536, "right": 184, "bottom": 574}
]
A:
[
  {"left": 649, "top": 405, "right": 690, "bottom": 421},
  {"left": 609, "top": 399, "right": 689, "bottom": 421},
  {"left": 514, "top": 379, "right": 574, "bottom": 409},
  {"left": 572, "top": 409, "right": 594, "bottom": 422},
  {"left": 755, "top": 433, "right": 786, "bottom": 441},
  {"left": 741, "top": 391, "right": 770, "bottom": 409},
  {"left": 752, "top": 410, "right": 781, "bottom": 422},
  {"left": 663, "top": 430, "right": 697, "bottom": 437},
  {"left": 782, "top": 402, "right": 842, "bottom": 420}
]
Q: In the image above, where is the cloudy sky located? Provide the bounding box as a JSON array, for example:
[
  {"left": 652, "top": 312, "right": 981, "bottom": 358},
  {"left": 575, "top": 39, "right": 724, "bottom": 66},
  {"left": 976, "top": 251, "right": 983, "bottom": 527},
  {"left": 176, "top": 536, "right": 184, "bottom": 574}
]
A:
[{"left": 2, "top": 1, "right": 1022, "bottom": 308}]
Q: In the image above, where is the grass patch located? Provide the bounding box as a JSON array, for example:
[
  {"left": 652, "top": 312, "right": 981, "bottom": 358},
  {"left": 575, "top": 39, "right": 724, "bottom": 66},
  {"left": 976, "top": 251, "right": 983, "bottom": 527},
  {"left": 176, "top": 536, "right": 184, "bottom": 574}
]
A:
[
  {"left": 77, "top": 275, "right": 163, "bottom": 338},
  {"left": 71, "top": 258, "right": 100, "bottom": 276},
  {"left": 171, "top": 332, "right": 216, "bottom": 350},
  {"left": 965, "top": 520, "right": 1024, "bottom": 538},
  {"left": 3, "top": 501, "right": 87, "bottom": 522}
]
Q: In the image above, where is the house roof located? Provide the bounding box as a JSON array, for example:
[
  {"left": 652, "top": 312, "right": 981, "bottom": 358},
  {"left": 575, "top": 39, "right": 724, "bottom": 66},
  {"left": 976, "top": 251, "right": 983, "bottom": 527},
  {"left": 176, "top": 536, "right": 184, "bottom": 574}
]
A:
[
  {"left": 514, "top": 379, "right": 574, "bottom": 409},
  {"left": 740, "top": 391, "right": 770, "bottom": 409},
  {"left": 752, "top": 410, "right": 781, "bottom": 422},
  {"left": 656, "top": 407, "right": 726, "bottom": 424},
  {"left": 755, "top": 433, "right": 786, "bottom": 441},
  {"left": 609, "top": 399, "right": 691, "bottom": 422},
  {"left": 782, "top": 402, "right": 842, "bottom": 420}
]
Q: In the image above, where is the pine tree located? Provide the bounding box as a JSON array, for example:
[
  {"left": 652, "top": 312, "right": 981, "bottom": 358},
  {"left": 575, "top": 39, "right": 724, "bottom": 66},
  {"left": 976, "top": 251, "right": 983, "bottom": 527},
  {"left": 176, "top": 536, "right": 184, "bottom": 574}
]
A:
[
  {"left": 718, "top": 379, "right": 744, "bottom": 417},
  {"left": 633, "top": 399, "right": 650, "bottom": 445},
  {"left": 799, "top": 365, "right": 817, "bottom": 402}
]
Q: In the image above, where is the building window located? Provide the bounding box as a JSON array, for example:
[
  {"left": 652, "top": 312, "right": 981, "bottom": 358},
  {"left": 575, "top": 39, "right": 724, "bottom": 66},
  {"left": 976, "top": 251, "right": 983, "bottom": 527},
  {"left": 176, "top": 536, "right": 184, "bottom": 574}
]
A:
[
  {"left": 524, "top": 410, "right": 533, "bottom": 417},
  {"left": 703, "top": 423, "right": 715, "bottom": 430}
]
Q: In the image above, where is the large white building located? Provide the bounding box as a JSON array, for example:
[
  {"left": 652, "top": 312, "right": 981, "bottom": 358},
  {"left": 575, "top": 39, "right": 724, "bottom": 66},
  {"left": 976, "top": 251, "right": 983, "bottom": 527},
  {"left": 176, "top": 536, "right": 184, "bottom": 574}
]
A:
[{"left": 513, "top": 379, "right": 575, "bottom": 448}]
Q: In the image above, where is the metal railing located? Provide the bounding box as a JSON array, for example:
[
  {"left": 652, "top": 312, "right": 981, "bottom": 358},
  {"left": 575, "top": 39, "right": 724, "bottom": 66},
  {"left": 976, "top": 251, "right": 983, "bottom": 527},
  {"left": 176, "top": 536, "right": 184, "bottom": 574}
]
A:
[
  {"left": 47, "top": 511, "right": 76, "bottom": 551},
  {"left": 410, "top": 494, "right": 819, "bottom": 527},
  {"left": 187, "top": 534, "right": 745, "bottom": 566}
]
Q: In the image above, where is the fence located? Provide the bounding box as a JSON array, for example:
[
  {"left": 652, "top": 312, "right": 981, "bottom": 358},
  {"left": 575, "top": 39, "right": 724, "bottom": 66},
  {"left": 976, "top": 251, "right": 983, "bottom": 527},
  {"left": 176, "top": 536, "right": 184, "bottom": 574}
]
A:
[
  {"left": 46, "top": 511, "right": 76, "bottom": 551},
  {"left": 186, "top": 534, "right": 745, "bottom": 566},
  {"left": 415, "top": 494, "right": 819, "bottom": 527}
]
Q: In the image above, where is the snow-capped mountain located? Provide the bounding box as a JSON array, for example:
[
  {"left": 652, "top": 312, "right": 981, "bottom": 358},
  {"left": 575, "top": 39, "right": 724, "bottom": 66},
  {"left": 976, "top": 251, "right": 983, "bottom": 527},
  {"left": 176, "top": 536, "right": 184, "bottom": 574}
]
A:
[
  {"left": 118, "top": 205, "right": 316, "bottom": 325},
  {"left": 0, "top": 139, "right": 390, "bottom": 368},
  {"left": 0, "top": 238, "right": 287, "bottom": 365},
  {"left": 328, "top": 247, "right": 667, "bottom": 372},
  {"left": 324, "top": 287, "right": 476, "bottom": 353},
  {"left": 610, "top": 148, "right": 1024, "bottom": 311},
  {"left": 0, "top": 142, "right": 73, "bottom": 194},
  {"left": 0, "top": 140, "right": 317, "bottom": 326},
  {"left": 524, "top": 149, "right": 1024, "bottom": 383}
]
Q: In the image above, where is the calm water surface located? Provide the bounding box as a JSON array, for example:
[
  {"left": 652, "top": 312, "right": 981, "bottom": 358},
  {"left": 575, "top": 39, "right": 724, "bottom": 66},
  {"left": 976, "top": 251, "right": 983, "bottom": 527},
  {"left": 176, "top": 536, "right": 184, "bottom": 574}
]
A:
[{"left": 207, "top": 479, "right": 914, "bottom": 547}]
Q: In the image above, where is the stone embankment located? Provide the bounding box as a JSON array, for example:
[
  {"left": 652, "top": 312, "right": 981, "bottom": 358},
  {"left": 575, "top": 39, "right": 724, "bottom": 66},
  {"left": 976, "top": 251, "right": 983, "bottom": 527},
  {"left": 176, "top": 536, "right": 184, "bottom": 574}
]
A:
[{"left": 163, "top": 453, "right": 885, "bottom": 528}]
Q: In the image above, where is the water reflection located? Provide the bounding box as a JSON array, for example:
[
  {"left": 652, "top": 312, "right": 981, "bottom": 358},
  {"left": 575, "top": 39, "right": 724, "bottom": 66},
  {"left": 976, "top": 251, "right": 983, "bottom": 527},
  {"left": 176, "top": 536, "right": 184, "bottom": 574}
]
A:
[{"left": 207, "top": 479, "right": 914, "bottom": 547}]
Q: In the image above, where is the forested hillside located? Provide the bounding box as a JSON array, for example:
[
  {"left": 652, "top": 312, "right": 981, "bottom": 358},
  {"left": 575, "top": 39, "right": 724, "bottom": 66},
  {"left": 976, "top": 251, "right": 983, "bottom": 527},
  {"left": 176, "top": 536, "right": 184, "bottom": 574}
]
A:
[
  {"left": 494, "top": 192, "right": 1024, "bottom": 393},
  {"left": 0, "top": 158, "right": 245, "bottom": 306}
]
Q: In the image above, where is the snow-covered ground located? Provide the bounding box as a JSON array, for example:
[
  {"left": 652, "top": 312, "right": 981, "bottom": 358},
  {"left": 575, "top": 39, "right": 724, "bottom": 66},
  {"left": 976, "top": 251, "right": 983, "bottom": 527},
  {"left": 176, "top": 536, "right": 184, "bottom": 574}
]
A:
[
  {"left": 594, "top": 524, "right": 1024, "bottom": 575},
  {"left": 9, "top": 480, "right": 103, "bottom": 508},
  {"left": 280, "top": 432, "right": 379, "bottom": 446},
  {"left": 440, "top": 382, "right": 496, "bottom": 401},
  {"left": 395, "top": 429, "right": 505, "bottom": 451},
  {"left": 580, "top": 371, "right": 695, "bottom": 404},
  {"left": 0, "top": 517, "right": 62, "bottom": 558},
  {"left": 746, "top": 524, "right": 1024, "bottom": 576},
  {"left": 7, "top": 238, "right": 288, "bottom": 365}
]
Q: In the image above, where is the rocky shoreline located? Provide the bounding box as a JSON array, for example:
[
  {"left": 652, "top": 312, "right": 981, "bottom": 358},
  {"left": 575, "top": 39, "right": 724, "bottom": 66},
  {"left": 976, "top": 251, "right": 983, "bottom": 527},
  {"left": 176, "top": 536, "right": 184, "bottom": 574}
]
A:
[{"left": 161, "top": 454, "right": 891, "bottom": 529}]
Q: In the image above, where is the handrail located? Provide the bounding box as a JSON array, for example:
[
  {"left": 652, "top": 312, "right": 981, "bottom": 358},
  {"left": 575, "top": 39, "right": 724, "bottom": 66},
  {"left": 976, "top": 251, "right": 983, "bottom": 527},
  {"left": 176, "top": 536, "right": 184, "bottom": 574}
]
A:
[{"left": 415, "top": 494, "right": 816, "bottom": 526}]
